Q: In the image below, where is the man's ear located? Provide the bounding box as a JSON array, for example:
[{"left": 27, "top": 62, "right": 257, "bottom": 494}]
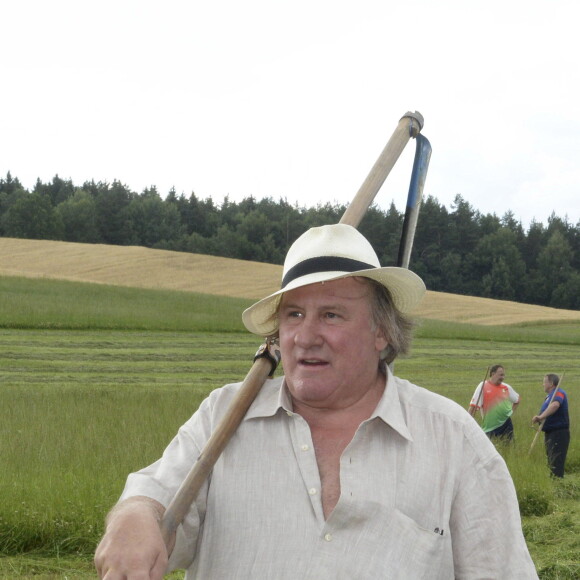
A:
[{"left": 374, "top": 328, "right": 389, "bottom": 353}]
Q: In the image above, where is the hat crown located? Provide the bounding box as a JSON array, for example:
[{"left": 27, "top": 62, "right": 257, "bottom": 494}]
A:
[
  {"left": 283, "top": 224, "right": 380, "bottom": 281},
  {"left": 241, "top": 223, "right": 426, "bottom": 336}
]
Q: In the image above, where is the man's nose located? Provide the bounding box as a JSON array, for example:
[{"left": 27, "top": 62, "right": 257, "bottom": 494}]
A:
[{"left": 294, "top": 316, "right": 323, "bottom": 347}]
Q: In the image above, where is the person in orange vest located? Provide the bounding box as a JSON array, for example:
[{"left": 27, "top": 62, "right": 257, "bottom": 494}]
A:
[{"left": 468, "top": 364, "right": 521, "bottom": 441}]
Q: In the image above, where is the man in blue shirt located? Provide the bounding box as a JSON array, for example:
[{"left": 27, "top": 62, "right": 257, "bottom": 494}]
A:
[{"left": 532, "top": 373, "right": 570, "bottom": 478}]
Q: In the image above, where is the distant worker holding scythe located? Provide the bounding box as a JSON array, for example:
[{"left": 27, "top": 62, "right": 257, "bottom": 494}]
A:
[
  {"left": 95, "top": 225, "right": 537, "bottom": 579},
  {"left": 532, "top": 373, "right": 570, "bottom": 478},
  {"left": 468, "top": 364, "right": 521, "bottom": 441}
]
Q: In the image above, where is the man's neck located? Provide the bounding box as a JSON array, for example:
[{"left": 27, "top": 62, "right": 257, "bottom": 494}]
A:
[{"left": 291, "top": 372, "right": 386, "bottom": 429}]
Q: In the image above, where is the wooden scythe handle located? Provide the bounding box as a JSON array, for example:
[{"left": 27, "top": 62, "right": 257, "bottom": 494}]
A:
[
  {"left": 340, "top": 111, "right": 423, "bottom": 227},
  {"left": 160, "top": 340, "right": 280, "bottom": 547},
  {"left": 159, "top": 111, "right": 425, "bottom": 549}
]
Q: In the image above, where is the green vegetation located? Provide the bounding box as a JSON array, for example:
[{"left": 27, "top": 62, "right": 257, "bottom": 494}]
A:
[
  {"left": 1, "top": 277, "right": 578, "bottom": 578},
  {"left": 416, "top": 317, "right": 580, "bottom": 345},
  {"left": 0, "top": 275, "right": 250, "bottom": 332}
]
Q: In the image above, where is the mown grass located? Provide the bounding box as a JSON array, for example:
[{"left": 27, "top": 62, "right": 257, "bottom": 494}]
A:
[{"left": 1, "top": 276, "right": 579, "bottom": 578}]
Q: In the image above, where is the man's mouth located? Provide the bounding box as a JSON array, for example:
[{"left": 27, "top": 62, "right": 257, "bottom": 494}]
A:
[{"left": 299, "top": 359, "right": 327, "bottom": 366}]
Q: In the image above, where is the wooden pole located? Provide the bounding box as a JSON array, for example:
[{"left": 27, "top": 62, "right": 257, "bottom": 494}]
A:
[
  {"left": 340, "top": 112, "right": 423, "bottom": 227},
  {"left": 161, "top": 344, "right": 279, "bottom": 546},
  {"left": 474, "top": 366, "right": 490, "bottom": 417}
]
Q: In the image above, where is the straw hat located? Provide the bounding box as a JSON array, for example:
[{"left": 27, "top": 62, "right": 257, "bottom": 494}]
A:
[{"left": 242, "top": 224, "right": 426, "bottom": 336}]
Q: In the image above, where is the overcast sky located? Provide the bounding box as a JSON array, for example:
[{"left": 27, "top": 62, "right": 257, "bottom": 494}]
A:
[{"left": 1, "top": 0, "right": 578, "bottom": 229}]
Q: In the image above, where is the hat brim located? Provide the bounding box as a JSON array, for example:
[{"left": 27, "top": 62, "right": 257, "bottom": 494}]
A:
[{"left": 242, "top": 267, "right": 426, "bottom": 336}]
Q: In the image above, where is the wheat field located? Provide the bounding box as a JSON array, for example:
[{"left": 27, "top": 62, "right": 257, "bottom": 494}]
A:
[{"left": 2, "top": 236, "right": 580, "bottom": 326}]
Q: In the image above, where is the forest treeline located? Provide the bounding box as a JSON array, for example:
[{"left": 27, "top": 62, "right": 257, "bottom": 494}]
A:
[{"left": 1, "top": 172, "right": 579, "bottom": 310}]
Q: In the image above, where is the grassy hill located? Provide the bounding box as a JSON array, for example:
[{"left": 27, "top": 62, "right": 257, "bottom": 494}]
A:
[{"left": 2, "top": 236, "right": 580, "bottom": 326}]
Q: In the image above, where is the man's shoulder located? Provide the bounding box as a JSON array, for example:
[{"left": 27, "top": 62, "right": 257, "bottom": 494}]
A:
[
  {"left": 201, "top": 376, "right": 284, "bottom": 416},
  {"left": 393, "top": 375, "right": 469, "bottom": 421},
  {"left": 392, "top": 376, "right": 497, "bottom": 458},
  {"left": 500, "top": 382, "right": 520, "bottom": 397}
]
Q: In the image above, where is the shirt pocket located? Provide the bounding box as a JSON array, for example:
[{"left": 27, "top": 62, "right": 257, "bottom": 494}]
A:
[{"left": 373, "top": 507, "right": 450, "bottom": 579}]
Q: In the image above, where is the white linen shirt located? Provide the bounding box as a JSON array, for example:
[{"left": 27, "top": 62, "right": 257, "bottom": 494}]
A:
[{"left": 121, "top": 368, "right": 538, "bottom": 579}]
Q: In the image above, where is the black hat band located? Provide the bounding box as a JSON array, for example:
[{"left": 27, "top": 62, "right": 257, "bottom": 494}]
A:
[{"left": 281, "top": 256, "right": 376, "bottom": 289}]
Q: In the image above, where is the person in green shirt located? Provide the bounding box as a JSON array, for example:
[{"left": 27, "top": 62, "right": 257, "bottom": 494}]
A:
[{"left": 468, "top": 365, "right": 521, "bottom": 440}]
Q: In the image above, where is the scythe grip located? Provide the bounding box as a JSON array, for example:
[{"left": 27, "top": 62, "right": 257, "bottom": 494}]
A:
[{"left": 253, "top": 337, "right": 281, "bottom": 377}]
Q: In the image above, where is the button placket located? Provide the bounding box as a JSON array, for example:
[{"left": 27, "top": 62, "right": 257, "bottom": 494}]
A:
[{"left": 287, "top": 412, "right": 325, "bottom": 522}]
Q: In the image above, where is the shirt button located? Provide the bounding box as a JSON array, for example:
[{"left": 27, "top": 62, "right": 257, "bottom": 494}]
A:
[
  {"left": 286, "top": 411, "right": 293, "bottom": 417},
  {"left": 308, "top": 488, "right": 317, "bottom": 495},
  {"left": 301, "top": 444, "right": 310, "bottom": 451},
  {"left": 324, "top": 533, "right": 333, "bottom": 542}
]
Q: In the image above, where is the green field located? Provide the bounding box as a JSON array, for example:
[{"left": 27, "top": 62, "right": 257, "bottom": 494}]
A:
[{"left": 1, "top": 277, "right": 578, "bottom": 579}]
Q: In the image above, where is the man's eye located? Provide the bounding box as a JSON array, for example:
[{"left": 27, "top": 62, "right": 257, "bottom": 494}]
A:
[{"left": 325, "top": 312, "right": 339, "bottom": 319}]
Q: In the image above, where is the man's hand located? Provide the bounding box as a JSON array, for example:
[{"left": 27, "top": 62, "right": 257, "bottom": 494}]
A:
[
  {"left": 531, "top": 401, "right": 561, "bottom": 426},
  {"left": 94, "top": 497, "right": 173, "bottom": 580}
]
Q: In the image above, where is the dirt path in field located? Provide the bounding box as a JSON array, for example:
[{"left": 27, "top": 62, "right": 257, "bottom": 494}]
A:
[{"left": 2, "top": 237, "right": 580, "bottom": 326}]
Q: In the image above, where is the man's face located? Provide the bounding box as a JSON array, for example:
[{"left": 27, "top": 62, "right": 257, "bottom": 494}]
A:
[
  {"left": 542, "top": 376, "right": 553, "bottom": 393},
  {"left": 278, "top": 277, "right": 388, "bottom": 410},
  {"left": 490, "top": 367, "right": 505, "bottom": 385}
]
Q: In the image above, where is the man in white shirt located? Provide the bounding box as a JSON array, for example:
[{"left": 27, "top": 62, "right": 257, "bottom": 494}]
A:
[
  {"left": 95, "top": 224, "right": 537, "bottom": 579},
  {"left": 468, "top": 365, "right": 520, "bottom": 440}
]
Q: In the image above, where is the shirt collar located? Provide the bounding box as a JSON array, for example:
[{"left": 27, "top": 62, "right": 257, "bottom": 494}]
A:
[
  {"left": 244, "top": 368, "right": 413, "bottom": 442},
  {"left": 372, "top": 365, "right": 414, "bottom": 441},
  {"left": 244, "top": 376, "right": 288, "bottom": 420}
]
